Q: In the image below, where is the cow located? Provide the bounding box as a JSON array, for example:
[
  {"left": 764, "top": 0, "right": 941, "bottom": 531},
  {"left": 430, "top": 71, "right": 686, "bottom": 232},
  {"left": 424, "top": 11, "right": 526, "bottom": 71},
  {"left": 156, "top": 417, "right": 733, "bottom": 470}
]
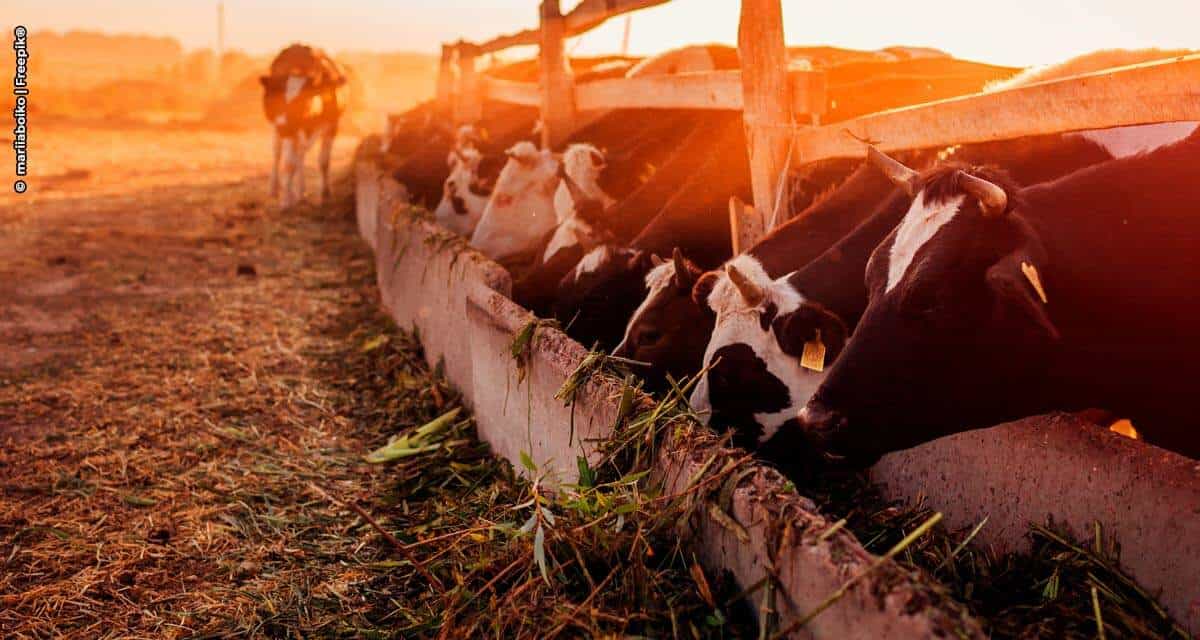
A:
[
  {"left": 542, "top": 144, "right": 615, "bottom": 263},
  {"left": 260, "top": 44, "right": 349, "bottom": 207},
  {"left": 611, "top": 249, "right": 713, "bottom": 389},
  {"left": 613, "top": 155, "right": 904, "bottom": 400},
  {"left": 469, "top": 142, "right": 562, "bottom": 265},
  {"left": 433, "top": 147, "right": 492, "bottom": 237},
  {"left": 551, "top": 245, "right": 665, "bottom": 351},
  {"left": 797, "top": 134, "right": 1200, "bottom": 464}
]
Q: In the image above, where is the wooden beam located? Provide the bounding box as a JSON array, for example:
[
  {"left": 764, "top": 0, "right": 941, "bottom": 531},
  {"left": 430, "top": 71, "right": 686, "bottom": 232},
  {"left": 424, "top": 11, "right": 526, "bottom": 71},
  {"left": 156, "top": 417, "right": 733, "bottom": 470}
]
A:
[
  {"left": 455, "top": 68, "right": 821, "bottom": 114},
  {"left": 539, "top": 0, "right": 577, "bottom": 148},
  {"left": 738, "top": 0, "right": 791, "bottom": 243},
  {"left": 481, "top": 77, "right": 541, "bottom": 107},
  {"left": 794, "top": 53, "right": 1200, "bottom": 164},
  {"left": 564, "top": 0, "right": 671, "bottom": 36},
  {"left": 435, "top": 44, "right": 456, "bottom": 121},
  {"left": 476, "top": 28, "right": 540, "bottom": 56},
  {"left": 576, "top": 70, "right": 744, "bottom": 111},
  {"left": 454, "top": 42, "right": 483, "bottom": 124},
  {"left": 471, "top": 0, "right": 668, "bottom": 57},
  {"left": 728, "top": 197, "right": 763, "bottom": 256}
]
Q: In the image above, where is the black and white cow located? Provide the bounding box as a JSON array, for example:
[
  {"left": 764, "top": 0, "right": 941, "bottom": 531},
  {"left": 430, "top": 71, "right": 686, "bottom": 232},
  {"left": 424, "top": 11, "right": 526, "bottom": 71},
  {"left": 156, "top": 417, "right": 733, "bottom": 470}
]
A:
[
  {"left": 542, "top": 143, "right": 615, "bottom": 263},
  {"left": 686, "top": 114, "right": 1199, "bottom": 457},
  {"left": 797, "top": 132, "right": 1200, "bottom": 464},
  {"left": 434, "top": 142, "right": 498, "bottom": 237},
  {"left": 260, "top": 44, "right": 349, "bottom": 207}
]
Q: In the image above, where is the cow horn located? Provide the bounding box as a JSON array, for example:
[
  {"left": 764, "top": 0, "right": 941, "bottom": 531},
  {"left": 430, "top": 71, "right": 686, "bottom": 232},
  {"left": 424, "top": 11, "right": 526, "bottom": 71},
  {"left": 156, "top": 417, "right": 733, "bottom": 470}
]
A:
[
  {"left": 649, "top": 253, "right": 666, "bottom": 267},
  {"left": 866, "top": 145, "right": 918, "bottom": 197},
  {"left": 958, "top": 171, "right": 1008, "bottom": 217},
  {"left": 725, "top": 264, "right": 766, "bottom": 307}
]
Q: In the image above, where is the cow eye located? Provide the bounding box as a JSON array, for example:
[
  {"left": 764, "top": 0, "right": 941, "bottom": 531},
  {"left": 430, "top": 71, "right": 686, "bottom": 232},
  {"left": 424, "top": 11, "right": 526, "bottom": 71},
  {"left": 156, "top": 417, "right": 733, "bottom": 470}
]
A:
[{"left": 637, "top": 329, "right": 663, "bottom": 346}]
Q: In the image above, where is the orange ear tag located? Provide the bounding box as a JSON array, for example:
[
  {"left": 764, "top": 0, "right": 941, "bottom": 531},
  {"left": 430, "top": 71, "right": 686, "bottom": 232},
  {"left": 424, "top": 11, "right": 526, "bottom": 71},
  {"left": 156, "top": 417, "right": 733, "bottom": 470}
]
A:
[
  {"left": 1021, "top": 262, "right": 1048, "bottom": 304},
  {"left": 801, "top": 330, "right": 826, "bottom": 373}
]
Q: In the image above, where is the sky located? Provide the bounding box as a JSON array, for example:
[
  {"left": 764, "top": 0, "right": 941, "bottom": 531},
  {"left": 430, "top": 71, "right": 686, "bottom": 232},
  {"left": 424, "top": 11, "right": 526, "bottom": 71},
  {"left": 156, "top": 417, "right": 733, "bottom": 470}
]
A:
[{"left": 5, "top": 0, "right": 1200, "bottom": 67}]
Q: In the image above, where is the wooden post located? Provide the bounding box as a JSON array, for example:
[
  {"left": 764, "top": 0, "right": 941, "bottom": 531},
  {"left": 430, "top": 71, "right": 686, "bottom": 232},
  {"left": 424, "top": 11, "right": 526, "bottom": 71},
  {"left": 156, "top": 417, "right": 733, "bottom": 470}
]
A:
[
  {"left": 737, "top": 0, "right": 792, "bottom": 246},
  {"left": 539, "top": 0, "right": 576, "bottom": 149},
  {"left": 435, "top": 44, "right": 456, "bottom": 122},
  {"left": 455, "top": 41, "right": 483, "bottom": 124}
]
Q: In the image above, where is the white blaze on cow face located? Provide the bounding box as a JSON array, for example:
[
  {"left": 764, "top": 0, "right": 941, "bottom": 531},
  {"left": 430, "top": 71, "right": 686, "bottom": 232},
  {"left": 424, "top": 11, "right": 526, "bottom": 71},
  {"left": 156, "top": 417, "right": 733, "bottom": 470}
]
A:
[
  {"left": 434, "top": 148, "right": 489, "bottom": 237},
  {"left": 613, "top": 261, "right": 677, "bottom": 356},
  {"left": 690, "top": 255, "right": 824, "bottom": 442},
  {"left": 885, "top": 192, "right": 966, "bottom": 293},
  {"left": 470, "top": 142, "right": 561, "bottom": 262},
  {"left": 284, "top": 75, "right": 307, "bottom": 102},
  {"left": 571, "top": 245, "right": 617, "bottom": 283}
]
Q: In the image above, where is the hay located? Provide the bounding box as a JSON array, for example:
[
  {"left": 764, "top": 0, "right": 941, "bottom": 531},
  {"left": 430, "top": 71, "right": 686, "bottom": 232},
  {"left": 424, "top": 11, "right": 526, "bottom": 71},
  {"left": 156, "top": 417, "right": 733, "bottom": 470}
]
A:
[{"left": 798, "top": 471, "right": 1187, "bottom": 638}]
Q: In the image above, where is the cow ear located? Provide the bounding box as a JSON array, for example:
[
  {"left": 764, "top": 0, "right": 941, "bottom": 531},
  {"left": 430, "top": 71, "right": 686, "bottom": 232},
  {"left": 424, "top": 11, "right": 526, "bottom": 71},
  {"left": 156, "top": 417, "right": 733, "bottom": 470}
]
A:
[
  {"left": 773, "top": 302, "right": 849, "bottom": 361},
  {"left": 985, "top": 251, "right": 1060, "bottom": 341},
  {"left": 692, "top": 271, "right": 721, "bottom": 309},
  {"left": 671, "top": 248, "right": 694, "bottom": 290},
  {"left": 588, "top": 148, "right": 606, "bottom": 169}
]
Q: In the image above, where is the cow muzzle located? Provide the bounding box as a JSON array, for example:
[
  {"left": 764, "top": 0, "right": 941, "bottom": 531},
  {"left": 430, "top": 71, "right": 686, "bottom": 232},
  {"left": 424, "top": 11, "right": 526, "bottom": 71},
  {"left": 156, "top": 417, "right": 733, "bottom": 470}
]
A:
[{"left": 796, "top": 400, "right": 847, "bottom": 449}]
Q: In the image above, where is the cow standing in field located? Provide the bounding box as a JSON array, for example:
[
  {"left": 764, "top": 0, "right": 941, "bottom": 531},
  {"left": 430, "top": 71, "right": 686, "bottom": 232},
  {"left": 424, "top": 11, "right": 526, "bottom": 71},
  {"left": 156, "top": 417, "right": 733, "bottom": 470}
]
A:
[{"left": 260, "top": 44, "right": 349, "bottom": 207}]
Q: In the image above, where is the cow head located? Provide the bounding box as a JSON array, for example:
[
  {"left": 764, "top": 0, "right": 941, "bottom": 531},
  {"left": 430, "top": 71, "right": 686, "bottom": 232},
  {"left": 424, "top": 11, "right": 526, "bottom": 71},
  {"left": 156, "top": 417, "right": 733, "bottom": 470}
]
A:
[
  {"left": 613, "top": 249, "right": 714, "bottom": 390},
  {"left": 689, "top": 254, "right": 848, "bottom": 451},
  {"left": 455, "top": 124, "right": 484, "bottom": 151},
  {"left": 543, "top": 144, "right": 617, "bottom": 264},
  {"left": 797, "top": 150, "right": 1057, "bottom": 464},
  {"left": 434, "top": 147, "right": 492, "bottom": 237},
  {"left": 469, "top": 142, "right": 562, "bottom": 262},
  {"left": 553, "top": 245, "right": 661, "bottom": 351}
]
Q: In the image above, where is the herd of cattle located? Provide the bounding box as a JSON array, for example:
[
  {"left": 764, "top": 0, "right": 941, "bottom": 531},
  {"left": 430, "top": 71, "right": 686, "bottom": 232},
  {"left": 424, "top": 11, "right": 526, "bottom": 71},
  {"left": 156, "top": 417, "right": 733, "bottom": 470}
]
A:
[{"left": 326, "top": 44, "right": 1200, "bottom": 467}]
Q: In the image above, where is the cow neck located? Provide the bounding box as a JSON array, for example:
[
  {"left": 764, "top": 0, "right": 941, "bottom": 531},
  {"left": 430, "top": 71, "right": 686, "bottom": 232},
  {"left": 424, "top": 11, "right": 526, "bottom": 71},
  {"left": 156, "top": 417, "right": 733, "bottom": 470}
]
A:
[
  {"left": 1018, "top": 133, "right": 1200, "bottom": 315},
  {"left": 749, "top": 163, "right": 896, "bottom": 279},
  {"left": 784, "top": 187, "right": 913, "bottom": 325}
]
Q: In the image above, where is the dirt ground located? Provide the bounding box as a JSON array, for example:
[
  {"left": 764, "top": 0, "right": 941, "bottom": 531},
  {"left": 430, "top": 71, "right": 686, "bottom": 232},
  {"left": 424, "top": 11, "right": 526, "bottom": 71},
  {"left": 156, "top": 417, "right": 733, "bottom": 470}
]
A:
[{"left": 0, "top": 122, "right": 410, "bottom": 637}]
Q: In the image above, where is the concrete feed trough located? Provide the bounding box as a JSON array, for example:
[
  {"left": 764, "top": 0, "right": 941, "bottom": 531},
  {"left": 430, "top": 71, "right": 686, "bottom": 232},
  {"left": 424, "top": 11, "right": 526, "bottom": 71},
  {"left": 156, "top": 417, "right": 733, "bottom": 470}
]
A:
[
  {"left": 355, "top": 153, "right": 1198, "bottom": 636},
  {"left": 873, "top": 413, "right": 1200, "bottom": 633}
]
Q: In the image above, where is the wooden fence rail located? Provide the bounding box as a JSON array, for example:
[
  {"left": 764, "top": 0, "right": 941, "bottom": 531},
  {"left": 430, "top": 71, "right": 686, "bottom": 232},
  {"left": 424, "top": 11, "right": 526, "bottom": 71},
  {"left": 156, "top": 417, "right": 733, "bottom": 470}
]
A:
[
  {"left": 794, "top": 52, "right": 1200, "bottom": 164},
  {"left": 433, "top": 0, "right": 1199, "bottom": 247}
]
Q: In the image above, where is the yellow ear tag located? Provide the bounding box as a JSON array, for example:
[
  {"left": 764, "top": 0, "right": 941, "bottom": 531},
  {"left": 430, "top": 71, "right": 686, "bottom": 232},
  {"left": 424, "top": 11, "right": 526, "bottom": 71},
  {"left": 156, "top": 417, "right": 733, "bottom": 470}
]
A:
[
  {"left": 1021, "top": 262, "right": 1048, "bottom": 304},
  {"left": 801, "top": 330, "right": 826, "bottom": 372}
]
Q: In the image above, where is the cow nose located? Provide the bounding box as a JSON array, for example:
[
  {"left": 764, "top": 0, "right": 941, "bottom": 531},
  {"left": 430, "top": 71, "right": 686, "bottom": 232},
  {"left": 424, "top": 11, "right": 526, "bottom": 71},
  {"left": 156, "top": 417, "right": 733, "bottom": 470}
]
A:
[
  {"left": 797, "top": 400, "right": 846, "bottom": 440},
  {"left": 611, "top": 340, "right": 631, "bottom": 359}
]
